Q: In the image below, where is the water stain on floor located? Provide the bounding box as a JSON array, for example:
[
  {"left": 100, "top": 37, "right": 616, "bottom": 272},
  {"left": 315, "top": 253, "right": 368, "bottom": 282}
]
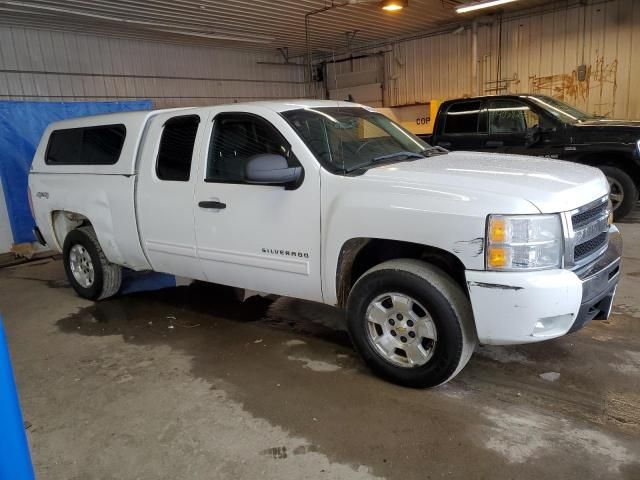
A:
[{"left": 52, "top": 278, "right": 640, "bottom": 480}]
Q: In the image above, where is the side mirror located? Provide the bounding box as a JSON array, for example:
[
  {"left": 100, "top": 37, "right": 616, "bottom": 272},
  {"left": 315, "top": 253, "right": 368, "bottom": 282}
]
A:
[{"left": 245, "top": 154, "right": 302, "bottom": 188}]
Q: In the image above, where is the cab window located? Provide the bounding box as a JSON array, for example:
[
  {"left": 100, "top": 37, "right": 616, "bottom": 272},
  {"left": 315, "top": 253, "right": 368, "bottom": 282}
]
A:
[
  {"left": 206, "top": 113, "right": 298, "bottom": 183},
  {"left": 488, "top": 100, "right": 540, "bottom": 134}
]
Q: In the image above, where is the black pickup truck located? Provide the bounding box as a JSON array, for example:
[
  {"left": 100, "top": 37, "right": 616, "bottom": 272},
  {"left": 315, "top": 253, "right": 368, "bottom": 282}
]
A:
[{"left": 423, "top": 94, "right": 640, "bottom": 220}]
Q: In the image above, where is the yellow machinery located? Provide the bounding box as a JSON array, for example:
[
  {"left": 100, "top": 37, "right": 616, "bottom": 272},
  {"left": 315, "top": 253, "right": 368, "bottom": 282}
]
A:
[{"left": 376, "top": 101, "right": 440, "bottom": 135}]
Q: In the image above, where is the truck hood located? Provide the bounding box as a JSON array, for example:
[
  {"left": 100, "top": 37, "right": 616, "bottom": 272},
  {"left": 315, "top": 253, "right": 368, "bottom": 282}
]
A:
[
  {"left": 362, "top": 151, "right": 608, "bottom": 213},
  {"left": 571, "top": 119, "right": 640, "bottom": 138},
  {"left": 575, "top": 119, "right": 640, "bottom": 129}
]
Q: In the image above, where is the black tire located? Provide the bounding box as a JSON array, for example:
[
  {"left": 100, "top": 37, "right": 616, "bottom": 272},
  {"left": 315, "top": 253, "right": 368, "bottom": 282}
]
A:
[
  {"left": 598, "top": 165, "right": 637, "bottom": 221},
  {"left": 346, "top": 259, "right": 477, "bottom": 388},
  {"left": 63, "top": 226, "right": 122, "bottom": 300}
]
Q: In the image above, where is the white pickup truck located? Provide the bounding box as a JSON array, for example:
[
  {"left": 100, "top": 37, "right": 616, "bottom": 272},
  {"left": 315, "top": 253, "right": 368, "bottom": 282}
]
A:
[{"left": 29, "top": 100, "right": 622, "bottom": 387}]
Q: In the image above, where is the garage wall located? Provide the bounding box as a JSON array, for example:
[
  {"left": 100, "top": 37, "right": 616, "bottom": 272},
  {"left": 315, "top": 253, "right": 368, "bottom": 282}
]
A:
[
  {"left": 326, "top": 55, "right": 385, "bottom": 107},
  {"left": 0, "top": 182, "right": 12, "bottom": 254},
  {"left": 480, "top": 0, "right": 639, "bottom": 119},
  {"left": 0, "top": 26, "right": 307, "bottom": 108},
  {"left": 331, "top": 0, "right": 640, "bottom": 120}
]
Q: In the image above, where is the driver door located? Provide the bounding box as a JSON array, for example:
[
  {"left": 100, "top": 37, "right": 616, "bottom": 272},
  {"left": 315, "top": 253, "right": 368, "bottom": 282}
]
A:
[
  {"left": 485, "top": 99, "right": 560, "bottom": 157},
  {"left": 193, "top": 109, "right": 322, "bottom": 302}
]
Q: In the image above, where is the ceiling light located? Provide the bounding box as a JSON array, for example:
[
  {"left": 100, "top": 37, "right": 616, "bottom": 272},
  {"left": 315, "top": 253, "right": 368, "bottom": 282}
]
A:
[
  {"left": 456, "top": 0, "right": 518, "bottom": 14},
  {"left": 380, "top": 0, "right": 408, "bottom": 12}
]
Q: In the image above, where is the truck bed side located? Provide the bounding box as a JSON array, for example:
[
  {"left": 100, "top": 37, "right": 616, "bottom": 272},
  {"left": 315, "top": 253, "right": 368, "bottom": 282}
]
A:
[{"left": 29, "top": 173, "right": 150, "bottom": 269}]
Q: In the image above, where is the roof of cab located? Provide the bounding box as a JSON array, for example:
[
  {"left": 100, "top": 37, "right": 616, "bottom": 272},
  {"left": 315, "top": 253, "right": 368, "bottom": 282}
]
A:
[
  {"left": 46, "top": 100, "right": 367, "bottom": 129},
  {"left": 242, "top": 99, "right": 367, "bottom": 112},
  {"left": 438, "top": 93, "right": 550, "bottom": 105}
]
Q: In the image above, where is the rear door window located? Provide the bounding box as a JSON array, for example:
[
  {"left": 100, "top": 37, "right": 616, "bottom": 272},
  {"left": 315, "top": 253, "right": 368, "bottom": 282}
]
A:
[
  {"left": 156, "top": 115, "right": 200, "bottom": 182},
  {"left": 46, "top": 124, "right": 126, "bottom": 165},
  {"left": 443, "top": 101, "right": 483, "bottom": 134}
]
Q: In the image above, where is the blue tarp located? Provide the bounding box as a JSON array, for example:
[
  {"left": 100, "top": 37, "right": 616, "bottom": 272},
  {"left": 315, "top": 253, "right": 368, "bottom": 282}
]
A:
[{"left": 0, "top": 100, "right": 152, "bottom": 244}]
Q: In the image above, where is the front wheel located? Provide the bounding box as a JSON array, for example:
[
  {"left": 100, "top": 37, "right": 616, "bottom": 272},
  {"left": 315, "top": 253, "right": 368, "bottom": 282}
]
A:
[
  {"left": 63, "top": 226, "right": 122, "bottom": 300},
  {"left": 346, "top": 259, "right": 477, "bottom": 388},
  {"left": 598, "top": 165, "right": 638, "bottom": 221}
]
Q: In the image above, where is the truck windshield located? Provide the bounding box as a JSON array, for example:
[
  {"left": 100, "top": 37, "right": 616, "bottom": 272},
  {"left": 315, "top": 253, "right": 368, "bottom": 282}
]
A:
[
  {"left": 282, "top": 107, "right": 437, "bottom": 174},
  {"left": 526, "top": 95, "right": 596, "bottom": 123}
]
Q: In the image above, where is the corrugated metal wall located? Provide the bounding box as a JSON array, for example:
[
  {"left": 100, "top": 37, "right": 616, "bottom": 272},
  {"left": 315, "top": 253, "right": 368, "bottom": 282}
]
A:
[
  {"left": 485, "top": 0, "right": 639, "bottom": 119},
  {"left": 383, "top": 30, "right": 472, "bottom": 107},
  {"left": 329, "top": 0, "right": 639, "bottom": 120},
  {"left": 0, "top": 26, "right": 307, "bottom": 108},
  {"left": 326, "top": 54, "right": 385, "bottom": 106},
  {"left": 1, "top": 1, "right": 638, "bottom": 117}
]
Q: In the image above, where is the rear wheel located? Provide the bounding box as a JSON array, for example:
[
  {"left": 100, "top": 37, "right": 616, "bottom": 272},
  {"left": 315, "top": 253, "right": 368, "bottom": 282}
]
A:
[
  {"left": 346, "top": 259, "right": 477, "bottom": 388},
  {"left": 63, "top": 226, "right": 122, "bottom": 300},
  {"left": 598, "top": 165, "right": 637, "bottom": 221}
]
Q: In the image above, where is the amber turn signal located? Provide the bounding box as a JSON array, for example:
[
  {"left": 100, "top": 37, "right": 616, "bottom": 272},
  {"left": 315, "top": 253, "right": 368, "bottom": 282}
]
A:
[
  {"left": 489, "top": 217, "right": 507, "bottom": 243},
  {"left": 487, "top": 247, "right": 508, "bottom": 268}
]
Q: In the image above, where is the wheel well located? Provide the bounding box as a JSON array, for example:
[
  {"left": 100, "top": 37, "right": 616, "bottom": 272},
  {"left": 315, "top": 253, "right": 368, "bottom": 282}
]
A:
[
  {"left": 335, "top": 238, "right": 468, "bottom": 307},
  {"left": 51, "top": 211, "right": 93, "bottom": 250}
]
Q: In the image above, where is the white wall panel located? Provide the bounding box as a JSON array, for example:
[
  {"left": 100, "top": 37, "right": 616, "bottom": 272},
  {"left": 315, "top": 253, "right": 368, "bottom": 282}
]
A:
[
  {"left": 329, "top": 0, "right": 639, "bottom": 120},
  {"left": 0, "top": 26, "right": 307, "bottom": 108}
]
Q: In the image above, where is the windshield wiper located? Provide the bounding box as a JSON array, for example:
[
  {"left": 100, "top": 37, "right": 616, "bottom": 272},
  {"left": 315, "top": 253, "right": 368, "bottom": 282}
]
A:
[
  {"left": 344, "top": 151, "right": 425, "bottom": 174},
  {"left": 372, "top": 147, "right": 449, "bottom": 163},
  {"left": 371, "top": 151, "right": 425, "bottom": 162}
]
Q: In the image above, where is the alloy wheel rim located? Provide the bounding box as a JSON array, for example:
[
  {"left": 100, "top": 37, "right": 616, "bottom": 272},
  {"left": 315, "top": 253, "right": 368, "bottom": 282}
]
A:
[
  {"left": 365, "top": 292, "right": 437, "bottom": 368},
  {"left": 606, "top": 176, "right": 624, "bottom": 211},
  {"left": 69, "top": 244, "right": 94, "bottom": 288}
]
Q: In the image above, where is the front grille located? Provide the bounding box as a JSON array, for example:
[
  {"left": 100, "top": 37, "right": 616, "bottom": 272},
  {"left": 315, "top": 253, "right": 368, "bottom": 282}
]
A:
[
  {"left": 572, "top": 202, "right": 607, "bottom": 228},
  {"left": 569, "top": 197, "right": 610, "bottom": 267},
  {"left": 574, "top": 232, "right": 607, "bottom": 261}
]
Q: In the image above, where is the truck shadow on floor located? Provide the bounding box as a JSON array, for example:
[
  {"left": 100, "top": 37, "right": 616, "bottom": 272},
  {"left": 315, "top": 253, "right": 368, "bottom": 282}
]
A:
[
  {"left": 55, "top": 278, "right": 640, "bottom": 414},
  {"left": 57, "top": 281, "right": 352, "bottom": 349}
]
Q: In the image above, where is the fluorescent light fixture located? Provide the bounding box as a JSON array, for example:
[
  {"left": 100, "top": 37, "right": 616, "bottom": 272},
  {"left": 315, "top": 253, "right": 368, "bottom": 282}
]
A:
[
  {"left": 380, "top": 0, "right": 408, "bottom": 12},
  {"left": 456, "top": 0, "right": 518, "bottom": 14}
]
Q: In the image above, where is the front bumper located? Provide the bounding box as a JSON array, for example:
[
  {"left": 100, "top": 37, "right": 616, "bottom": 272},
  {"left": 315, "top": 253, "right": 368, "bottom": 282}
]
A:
[{"left": 466, "top": 225, "right": 622, "bottom": 345}]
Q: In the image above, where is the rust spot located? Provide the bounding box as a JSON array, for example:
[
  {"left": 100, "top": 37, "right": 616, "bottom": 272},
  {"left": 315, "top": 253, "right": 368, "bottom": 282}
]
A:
[{"left": 528, "top": 53, "right": 618, "bottom": 116}]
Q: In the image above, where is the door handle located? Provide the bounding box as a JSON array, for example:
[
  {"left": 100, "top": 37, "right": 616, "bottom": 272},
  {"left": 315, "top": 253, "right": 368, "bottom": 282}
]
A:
[
  {"left": 199, "top": 200, "right": 226, "bottom": 209},
  {"left": 486, "top": 140, "right": 504, "bottom": 148}
]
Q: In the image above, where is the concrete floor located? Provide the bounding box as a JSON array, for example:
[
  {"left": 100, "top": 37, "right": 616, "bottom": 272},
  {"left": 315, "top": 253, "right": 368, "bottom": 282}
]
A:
[{"left": 1, "top": 224, "right": 639, "bottom": 480}]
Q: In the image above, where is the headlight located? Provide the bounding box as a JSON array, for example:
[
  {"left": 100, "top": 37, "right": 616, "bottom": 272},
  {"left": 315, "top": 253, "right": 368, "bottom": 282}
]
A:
[{"left": 486, "top": 214, "right": 563, "bottom": 270}]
